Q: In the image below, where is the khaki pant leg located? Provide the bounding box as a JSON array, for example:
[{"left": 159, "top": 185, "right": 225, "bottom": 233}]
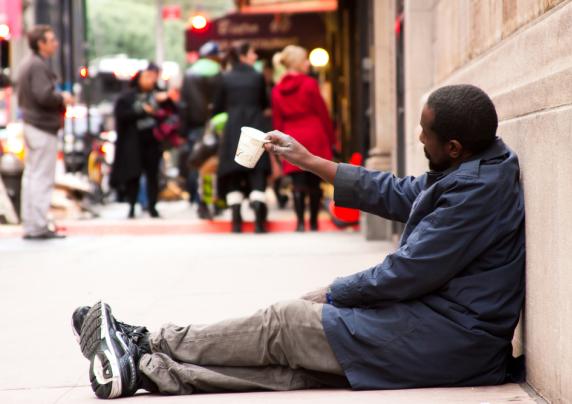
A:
[
  {"left": 139, "top": 353, "right": 348, "bottom": 395},
  {"left": 149, "top": 299, "right": 343, "bottom": 375},
  {"left": 21, "top": 124, "right": 58, "bottom": 235}
]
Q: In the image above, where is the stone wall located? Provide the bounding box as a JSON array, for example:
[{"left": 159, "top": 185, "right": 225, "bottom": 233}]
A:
[
  {"left": 404, "top": 1, "right": 572, "bottom": 402},
  {"left": 432, "top": 0, "right": 567, "bottom": 83},
  {"left": 363, "top": 0, "right": 396, "bottom": 241}
]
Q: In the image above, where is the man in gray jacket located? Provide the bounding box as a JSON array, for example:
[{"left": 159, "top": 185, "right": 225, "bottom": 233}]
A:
[{"left": 17, "top": 25, "right": 73, "bottom": 239}]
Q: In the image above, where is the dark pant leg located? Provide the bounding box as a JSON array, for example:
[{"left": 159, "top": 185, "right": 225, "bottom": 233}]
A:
[
  {"left": 290, "top": 173, "right": 307, "bottom": 227},
  {"left": 125, "top": 177, "right": 140, "bottom": 208},
  {"left": 291, "top": 172, "right": 321, "bottom": 193},
  {"left": 187, "top": 170, "right": 199, "bottom": 204},
  {"left": 227, "top": 172, "right": 248, "bottom": 193},
  {"left": 223, "top": 172, "right": 248, "bottom": 205},
  {"left": 141, "top": 140, "right": 162, "bottom": 211},
  {"left": 306, "top": 173, "right": 323, "bottom": 227},
  {"left": 186, "top": 127, "right": 204, "bottom": 204}
]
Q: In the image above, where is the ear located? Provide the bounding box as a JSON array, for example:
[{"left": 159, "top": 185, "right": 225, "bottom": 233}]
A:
[{"left": 447, "top": 140, "right": 464, "bottom": 159}]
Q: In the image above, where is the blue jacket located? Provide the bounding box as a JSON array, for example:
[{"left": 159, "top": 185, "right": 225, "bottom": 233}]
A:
[{"left": 322, "top": 138, "right": 525, "bottom": 389}]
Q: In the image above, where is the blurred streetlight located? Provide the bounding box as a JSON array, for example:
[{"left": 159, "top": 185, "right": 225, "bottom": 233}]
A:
[
  {"left": 309, "top": 48, "right": 329, "bottom": 68},
  {"left": 190, "top": 15, "right": 208, "bottom": 31},
  {"left": 0, "top": 24, "right": 10, "bottom": 40}
]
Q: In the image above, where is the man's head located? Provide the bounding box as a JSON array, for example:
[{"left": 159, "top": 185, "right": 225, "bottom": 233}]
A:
[
  {"left": 199, "top": 41, "right": 220, "bottom": 61},
  {"left": 28, "top": 25, "right": 58, "bottom": 57},
  {"left": 419, "top": 84, "right": 498, "bottom": 172},
  {"left": 132, "top": 62, "right": 160, "bottom": 92}
]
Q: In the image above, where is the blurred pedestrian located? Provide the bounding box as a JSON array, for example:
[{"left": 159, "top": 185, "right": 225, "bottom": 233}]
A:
[
  {"left": 110, "top": 62, "right": 167, "bottom": 219},
  {"left": 179, "top": 41, "right": 223, "bottom": 219},
  {"left": 272, "top": 45, "right": 335, "bottom": 231},
  {"left": 265, "top": 54, "right": 289, "bottom": 210},
  {"left": 18, "top": 25, "right": 73, "bottom": 240},
  {"left": 214, "top": 42, "right": 270, "bottom": 233}
]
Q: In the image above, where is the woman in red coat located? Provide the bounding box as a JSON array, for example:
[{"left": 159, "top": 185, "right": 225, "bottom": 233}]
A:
[{"left": 272, "top": 45, "right": 335, "bottom": 231}]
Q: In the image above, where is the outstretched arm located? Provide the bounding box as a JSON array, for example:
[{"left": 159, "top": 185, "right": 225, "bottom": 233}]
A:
[
  {"left": 264, "top": 130, "right": 338, "bottom": 183},
  {"left": 265, "top": 131, "right": 422, "bottom": 221}
]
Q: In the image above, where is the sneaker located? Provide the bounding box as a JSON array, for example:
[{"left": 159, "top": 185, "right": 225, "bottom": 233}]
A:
[
  {"left": 72, "top": 306, "right": 91, "bottom": 344},
  {"left": 197, "top": 201, "right": 212, "bottom": 220},
  {"left": 23, "top": 229, "right": 66, "bottom": 240},
  {"left": 80, "top": 301, "right": 143, "bottom": 399},
  {"left": 73, "top": 304, "right": 150, "bottom": 356}
]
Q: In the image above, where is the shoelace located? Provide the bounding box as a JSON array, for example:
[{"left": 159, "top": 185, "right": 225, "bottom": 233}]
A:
[{"left": 115, "top": 322, "right": 151, "bottom": 355}]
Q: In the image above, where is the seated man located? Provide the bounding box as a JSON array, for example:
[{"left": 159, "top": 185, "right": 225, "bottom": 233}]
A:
[{"left": 73, "top": 84, "right": 525, "bottom": 399}]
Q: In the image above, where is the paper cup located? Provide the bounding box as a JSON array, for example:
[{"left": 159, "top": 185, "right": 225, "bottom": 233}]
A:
[{"left": 235, "top": 127, "right": 268, "bottom": 168}]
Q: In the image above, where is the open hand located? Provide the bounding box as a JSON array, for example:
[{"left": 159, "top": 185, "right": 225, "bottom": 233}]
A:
[
  {"left": 142, "top": 103, "right": 155, "bottom": 115},
  {"left": 300, "top": 286, "right": 329, "bottom": 304},
  {"left": 155, "top": 91, "right": 169, "bottom": 103}
]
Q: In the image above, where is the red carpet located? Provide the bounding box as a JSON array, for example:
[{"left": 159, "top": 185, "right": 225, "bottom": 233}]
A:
[{"left": 1, "top": 218, "right": 359, "bottom": 237}]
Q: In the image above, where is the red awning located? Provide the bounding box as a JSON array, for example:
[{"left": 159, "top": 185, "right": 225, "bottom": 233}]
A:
[
  {"left": 239, "top": 0, "right": 337, "bottom": 14},
  {"left": 186, "top": 12, "right": 328, "bottom": 53}
]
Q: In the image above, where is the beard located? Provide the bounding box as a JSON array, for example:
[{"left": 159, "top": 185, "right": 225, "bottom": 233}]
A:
[{"left": 424, "top": 147, "right": 451, "bottom": 172}]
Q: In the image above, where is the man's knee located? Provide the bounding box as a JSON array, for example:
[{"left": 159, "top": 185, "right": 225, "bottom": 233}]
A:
[{"left": 266, "top": 299, "right": 321, "bottom": 325}]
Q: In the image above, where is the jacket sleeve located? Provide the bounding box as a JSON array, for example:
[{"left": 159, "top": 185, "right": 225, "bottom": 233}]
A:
[
  {"left": 307, "top": 79, "right": 335, "bottom": 146},
  {"left": 333, "top": 163, "right": 424, "bottom": 222},
  {"left": 259, "top": 74, "right": 269, "bottom": 110},
  {"left": 178, "top": 74, "right": 191, "bottom": 135},
  {"left": 212, "top": 81, "right": 226, "bottom": 116},
  {"left": 330, "top": 178, "right": 496, "bottom": 307},
  {"left": 29, "top": 63, "right": 64, "bottom": 109},
  {"left": 114, "top": 92, "right": 147, "bottom": 124},
  {"left": 271, "top": 88, "right": 283, "bottom": 131}
]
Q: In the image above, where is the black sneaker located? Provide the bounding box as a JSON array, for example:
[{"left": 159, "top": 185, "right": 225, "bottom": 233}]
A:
[
  {"left": 73, "top": 304, "right": 149, "bottom": 359},
  {"left": 80, "top": 301, "right": 142, "bottom": 399},
  {"left": 197, "top": 201, "right": 213, "bottom": 220},
  {"left": 23, "top": 229, "right": 66, "bottom": 240},
  {"left": 72, "top": 306, "right": 91, "bottom": 344}
]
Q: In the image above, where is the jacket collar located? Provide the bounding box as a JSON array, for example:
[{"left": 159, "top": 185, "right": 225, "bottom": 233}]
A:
[
  {"left": 425, "top": 137, "right": 509, "bottom": 186},
  {"left": 233, "top": 63, "right": 255, "bottom": 72},
  {"left": 32, "top": 52, "right": 49, "bottom": 64},
  {"left": 473, "top": 137, "right": 509, "bottom": 161}
]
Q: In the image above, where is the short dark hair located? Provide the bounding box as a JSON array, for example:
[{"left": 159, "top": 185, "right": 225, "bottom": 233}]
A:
[
  {"left": 426, "top": 84, "right": 498, "bottom": 154},
  {"left": 225, "top": 42, "right": 252, "bottom": 68},
  {"left": 129, "top": 61, "right": 160, "bottom": 88},
  {"left": 27, "top": 25, "right": 53, "bottom": 53}
]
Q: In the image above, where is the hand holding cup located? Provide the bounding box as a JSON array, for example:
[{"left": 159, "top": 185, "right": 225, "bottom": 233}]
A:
[
  {"left": 264, "top": 130, "right": 311, "bottom": 170},
  {"left": 234, "top": 127, "right": 269, "bottom": 168}
]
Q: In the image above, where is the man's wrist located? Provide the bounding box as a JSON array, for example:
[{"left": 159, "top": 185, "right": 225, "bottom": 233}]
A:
[
  {"left": 304, "top": 155, "right": 337, "bottom": 184},
  {"left": 325, "top": 286, "right": 334, "bottom": 305},
  {"left": 296, "top": 153, "right": 315, "bottom": 172}
]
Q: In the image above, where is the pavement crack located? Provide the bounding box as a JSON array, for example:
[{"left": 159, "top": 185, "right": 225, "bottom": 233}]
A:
[{"left": 0, "top": 383, "right": 89, "bottom": 392}]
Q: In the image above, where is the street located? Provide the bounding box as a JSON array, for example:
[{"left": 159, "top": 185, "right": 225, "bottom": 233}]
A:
[{"left": 0, "top": 202, "right": 536, "bottom": 403}]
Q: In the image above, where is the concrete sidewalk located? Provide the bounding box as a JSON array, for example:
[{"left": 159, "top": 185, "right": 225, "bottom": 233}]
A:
[
  {"left": 1, "top": 384, "right": 536, "bottom": 404},
  {"left": 0, "top": 220, "right": 539, "bottom": 403}
]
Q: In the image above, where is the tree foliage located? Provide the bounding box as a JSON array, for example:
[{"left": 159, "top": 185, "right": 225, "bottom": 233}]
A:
[{"left": 87, "top": 0, "right": 187, "bottom": 66}]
